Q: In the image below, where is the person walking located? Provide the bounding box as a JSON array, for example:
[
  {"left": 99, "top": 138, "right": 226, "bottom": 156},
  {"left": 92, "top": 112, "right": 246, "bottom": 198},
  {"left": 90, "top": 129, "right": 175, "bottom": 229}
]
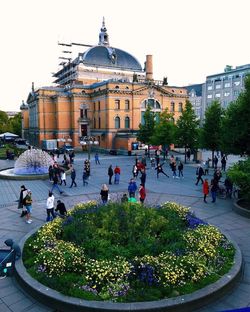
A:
[
  {"left": 18, "top": 185, "right": 28, "bottom": 218},
  {"left": 114, "top": 165, "right": 121, "bottom": 184},
  {"left": 195, "top": 164, "right": 204, "bottom": 185},
  {"left": 128, "top": 178, "right": 137, "bottom": 198},
  {"left": 69, "top": 168, "right": 77, "bottom": 187},
  {"left": 82, "top": 169, "right": 89, "bottom": 186},
  {"left": 140, "top": 169, "right": 146, "bottom": 187},
  {"left": 221, "top": 155, "right": 227, "bottom": 171},
  {"left": 214, "top": 155, "right": 219, "bottom": 170},
  {"left": 170, "top": 161, "right": 177, "bottom": 178},
  {"left": 139, "top": 184, "right": 146, "bottom": 204},
  {"left": 155, "top": 163, "right": 169, "bottom": 178},
  {"left": 210, "top": 179, "right": 218, "bottom": 203},
  {"left": 202, "top": 179, "right": 209, "bottom": 203},
  {"left": 100, "top": 184, "right": 109, "bottom": 204},
  {"left": 95, "top": 152, "right": 100, "bottom": 165},
  {"left": 24, "top": 189, "right": 33, "bottom": 223},
  {"left": 51, "top": 174, "right": 63, "bottom": 194},
  {"left": 60, "top": 169, "right": 66, "bottom": 186},
  {"left": 46, "top": 191, "right": 56, "bottom": 221},
  {"left": 178, "top": 161, "right": 184, "bottom": 178},
  {"left": 132, "top": 164, "right": 138, "bottom": 178},
  {"left": 108, "top": 165, "right": 114, "bottom": 185},
  {"left": 48, "top": 165, "right": 54, "bottom": 182},
  {"left": 55, "top": 200, "right": 67, "bottom": 218}
]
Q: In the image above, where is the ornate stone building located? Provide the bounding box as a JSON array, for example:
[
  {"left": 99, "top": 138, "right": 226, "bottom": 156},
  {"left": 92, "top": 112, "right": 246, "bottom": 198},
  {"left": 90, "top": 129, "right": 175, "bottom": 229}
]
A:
[{"left": 21, "top": 19, "right": 188, "bottom": 152}]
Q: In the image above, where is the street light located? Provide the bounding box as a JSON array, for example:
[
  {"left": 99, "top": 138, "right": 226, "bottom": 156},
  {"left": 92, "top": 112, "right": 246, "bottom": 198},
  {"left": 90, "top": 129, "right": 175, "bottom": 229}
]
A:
[{"left": 80, "top": 136, "right": 99, "bottom": 160}]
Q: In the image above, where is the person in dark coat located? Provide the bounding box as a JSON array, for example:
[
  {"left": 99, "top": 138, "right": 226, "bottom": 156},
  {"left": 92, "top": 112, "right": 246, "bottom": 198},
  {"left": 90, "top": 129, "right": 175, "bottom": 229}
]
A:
[
  {"left": 100, "top": 184, "right": 109, "bottom": 204},
  {"left": 18, "top": 185, "right": 28, "bottom": 218},
  {"left": 140, "top": 169, "right": 146, "bottom": 187},
  {"left": 155, "top": 163, "right": 169, "bottom": 178},
  {"left": 55, "top": 200, "right": 67, "bottom": 218},
  {"left": 70, "top": 168, "right": 77, "bottom": 187},
  {"left": 108, "top": 165, "right": 113, "bottom": 185},
  {"left": 195, "top": 165, "right": 204, "bottom": 185}
]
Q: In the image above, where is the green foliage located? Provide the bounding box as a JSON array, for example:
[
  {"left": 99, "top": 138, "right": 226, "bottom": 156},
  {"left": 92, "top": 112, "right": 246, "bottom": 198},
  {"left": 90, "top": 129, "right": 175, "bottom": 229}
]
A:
[
  {"left": 150, "top": 108, "right": 176, "bottom": 146},
  {"left": 221, "top": 75, "right": 250, "bottom": 156},
  {"left": 23, "top": 201, "right": 235, "bottom": 302},
  {"left": 175, "top": 101, "right": 199, "bottom": 161},
  {"left": 201, "top": 101, "right": 224, "bottom": 152},
  {"left": 227, "top": 158, "right": 250, "bottom": 201},
  {"left": 0, "top": 111, "right": 22, "bottom": 136},
  {"left": 137, "top": 107, "right": 155, "bottom": 144}
]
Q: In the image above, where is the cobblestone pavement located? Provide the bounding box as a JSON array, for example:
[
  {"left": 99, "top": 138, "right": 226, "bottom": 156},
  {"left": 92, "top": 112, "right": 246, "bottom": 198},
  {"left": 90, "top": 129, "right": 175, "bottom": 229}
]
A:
[{"left": 0, "top": 152, "right": 249, "bottom": 312}]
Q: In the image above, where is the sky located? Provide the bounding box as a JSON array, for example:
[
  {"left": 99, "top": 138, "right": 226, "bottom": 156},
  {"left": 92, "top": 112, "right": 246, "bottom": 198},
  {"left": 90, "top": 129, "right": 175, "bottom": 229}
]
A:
[{"left": 0, "top": 0, "right": 249, "bottom": 111}]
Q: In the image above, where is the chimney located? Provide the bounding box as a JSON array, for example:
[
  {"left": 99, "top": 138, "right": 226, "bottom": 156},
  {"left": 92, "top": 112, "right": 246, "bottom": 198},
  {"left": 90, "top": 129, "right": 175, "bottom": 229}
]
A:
[{"left": 146, "top": 55, "right": 153, "bottom": 81}]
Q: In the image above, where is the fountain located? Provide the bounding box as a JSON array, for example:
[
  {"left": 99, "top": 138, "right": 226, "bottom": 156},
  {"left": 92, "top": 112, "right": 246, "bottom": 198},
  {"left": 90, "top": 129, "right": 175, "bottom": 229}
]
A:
[{"left": 0, "top": 149, "right": 54, "bottom": 180}]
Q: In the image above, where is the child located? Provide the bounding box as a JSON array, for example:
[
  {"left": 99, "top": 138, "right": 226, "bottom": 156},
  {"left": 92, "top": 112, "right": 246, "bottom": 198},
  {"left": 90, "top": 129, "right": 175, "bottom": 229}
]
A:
[{"left": 203, "top": 179, "right": 209, "bottom": 203}]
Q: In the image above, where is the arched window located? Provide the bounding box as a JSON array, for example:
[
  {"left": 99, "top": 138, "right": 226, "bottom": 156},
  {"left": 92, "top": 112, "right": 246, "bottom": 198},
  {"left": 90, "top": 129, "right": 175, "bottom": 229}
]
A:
[
  {"left": 125, "top": 116, "right": 130, "bottom": 128},
  {"left": 115, "top": 85, "right": 119, "bottom": 89},
  {"left": 115, "top": 116, "right": 120, "bottom": 129},
  {"left": 178, "top": 102, "right": 183, "bottom": 112},
  {"left": 140, "top": 98, "right": 162, "bottom": 124},
  {"left": 170, "top": 102, "right": 175, "bottom": 112}
]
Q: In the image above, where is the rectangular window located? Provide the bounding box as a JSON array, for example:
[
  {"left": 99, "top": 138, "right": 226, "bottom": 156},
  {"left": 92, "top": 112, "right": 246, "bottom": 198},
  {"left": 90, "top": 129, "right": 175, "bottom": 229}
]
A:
[
  {"left": 207, "top": 85, "right": 213, "bottom": 91},
  {"left": 178, "top": 103, "right": 183, "bottom": 112},
  {"left": 215, "top": 84, "right": 221, "bottom": 89},
  {"left": 224, "top": 92, "right": 230, "bottom": 97},
  {"left": 93, "top": 102, "right": 96, "bottom": 112},
  {"left": 99, "top": 117, "right": 101, "bottom": 129},
  {"left": 125, "top": 99, "right": 130, "bottom": 110},
  {"left": 207, "top": 94, "right": 212, "bottom": 99},
  {"left": 170, "top": 102, "right": 175, "bottom": 112},
  {"left": 80, "top": 109, "right": 84, "bottom": 118},
  {"left": 234, "top": 81, "right": 240, "bottom": 86},
  {"left": 98, "top": 101, "right": 101, "bottom": 111},
  {"left": 115, "top": 99, "right": 120, "bottom": 110},
  {"left": 234, "top": 90, "right": 240, "bottom": 96},
  {"left": 224, "top": 82, "right": 230, "bottom": 88},
  {"left": 215, "top": 93, "right": 221, "bottom": 98}
]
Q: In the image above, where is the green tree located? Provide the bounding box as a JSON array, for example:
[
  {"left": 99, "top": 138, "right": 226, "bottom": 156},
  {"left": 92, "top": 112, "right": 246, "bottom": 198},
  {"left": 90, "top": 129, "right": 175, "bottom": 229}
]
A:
[
  {"left": 0, "top": 111, "right": 8, "bottom": 133},
  {"left": 175, "top": 100, "right": 199, "bottom": 163},
  {"left": 150, "top": 108, "right": 176, "bottom": 148},
  {"left": 221, "top": 75, "right": 250, "bottom": 156},
  {"left": 8, "top": 113, "right": 22, "bottom": 136},
  {"left": 201, "top": 101, "right": 224, "bottom": 167},
  {"left": 137, "top": 106, "right": 155, "bottom": 144}
]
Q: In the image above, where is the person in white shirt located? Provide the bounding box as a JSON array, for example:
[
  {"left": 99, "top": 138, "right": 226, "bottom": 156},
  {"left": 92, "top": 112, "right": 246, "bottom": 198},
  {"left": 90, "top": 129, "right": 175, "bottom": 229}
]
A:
[
  {"left": 46, "top": 191, "right": 56, "bottom": 222},
  {"left": 60, "top": 170, "right": 66, "bottom": 186}
]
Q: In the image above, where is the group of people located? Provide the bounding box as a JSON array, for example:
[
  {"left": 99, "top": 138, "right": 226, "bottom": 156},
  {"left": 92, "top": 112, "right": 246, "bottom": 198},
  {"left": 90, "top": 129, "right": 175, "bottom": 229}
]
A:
[{"left": 18, "top": 185, "right": 68, "bottom": 224}]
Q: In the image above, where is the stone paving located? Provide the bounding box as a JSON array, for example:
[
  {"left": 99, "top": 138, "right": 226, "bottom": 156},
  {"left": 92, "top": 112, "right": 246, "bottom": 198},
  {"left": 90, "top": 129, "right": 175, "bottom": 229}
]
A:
[{"left": 0, "top": 152, "right": 250, "bottom": 312}]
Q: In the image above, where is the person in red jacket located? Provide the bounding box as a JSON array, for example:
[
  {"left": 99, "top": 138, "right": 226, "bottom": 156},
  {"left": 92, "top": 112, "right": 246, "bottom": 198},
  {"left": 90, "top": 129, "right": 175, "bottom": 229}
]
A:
[
  {"left": 114, "top": 165, "right": 121, "bottom": 184},
  {"left": 203, "top": 179, "right": 209, "bottom": 203},
  {"left": 139, "top": 184, "right": 146, "bottom": 204}
]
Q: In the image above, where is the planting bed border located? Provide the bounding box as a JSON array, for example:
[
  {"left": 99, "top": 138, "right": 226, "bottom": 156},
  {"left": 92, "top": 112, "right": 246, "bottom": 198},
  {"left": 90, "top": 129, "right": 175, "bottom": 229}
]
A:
[
  {"left": 15, "top": 225, "right": 242, "bottom": 312},
  {"left": 233, "top": 200, "right": 250, "bottom": 219}
]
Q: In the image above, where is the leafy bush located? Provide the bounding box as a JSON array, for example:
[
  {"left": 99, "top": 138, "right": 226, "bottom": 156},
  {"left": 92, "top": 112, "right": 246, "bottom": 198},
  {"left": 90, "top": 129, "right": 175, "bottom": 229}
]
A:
[
  {"left": 23, "top": 201, "right": 235, "bottom": 302},
  {"left": 227, "top": 158, "right": 250, "bottom": 202}
]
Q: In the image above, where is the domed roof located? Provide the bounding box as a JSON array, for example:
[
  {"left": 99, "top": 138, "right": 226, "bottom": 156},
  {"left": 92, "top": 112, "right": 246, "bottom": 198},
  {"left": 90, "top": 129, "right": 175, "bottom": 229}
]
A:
[{"left": 81, "top": 45, "right": 143, "bottom": 72}]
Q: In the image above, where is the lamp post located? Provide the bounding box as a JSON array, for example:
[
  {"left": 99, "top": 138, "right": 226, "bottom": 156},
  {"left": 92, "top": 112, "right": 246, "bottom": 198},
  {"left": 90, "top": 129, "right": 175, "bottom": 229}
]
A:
[{"left": 80, "top": 136, "right": 99, "bottom": 160}]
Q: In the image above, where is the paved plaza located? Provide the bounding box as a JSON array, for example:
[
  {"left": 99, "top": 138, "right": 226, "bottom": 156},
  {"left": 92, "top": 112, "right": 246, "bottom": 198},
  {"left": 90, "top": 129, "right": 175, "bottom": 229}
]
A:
[{"left": 0, "top": 152, "right": 250, "bottom": 312}]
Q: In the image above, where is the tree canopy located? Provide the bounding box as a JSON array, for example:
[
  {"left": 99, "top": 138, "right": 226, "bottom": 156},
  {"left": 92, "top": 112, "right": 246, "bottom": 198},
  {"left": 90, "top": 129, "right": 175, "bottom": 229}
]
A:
[
  {"left": 150, "top": 108, "right": 176, "bottom": 147},
  {"left": 221, "top": 75, "right": 250, "bottom": 156},
  {"left": 137, "top": 107, "right": 155, "bottom": 144},
  {"left": 175, "top": 100, "right": 199, "bottom": 162}
]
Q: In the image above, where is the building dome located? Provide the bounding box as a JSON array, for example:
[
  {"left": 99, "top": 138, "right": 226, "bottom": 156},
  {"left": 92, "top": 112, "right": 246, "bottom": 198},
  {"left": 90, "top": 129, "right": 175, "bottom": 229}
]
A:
[{"left": 81, "top": 45, "right": 142, "bottom": 72}]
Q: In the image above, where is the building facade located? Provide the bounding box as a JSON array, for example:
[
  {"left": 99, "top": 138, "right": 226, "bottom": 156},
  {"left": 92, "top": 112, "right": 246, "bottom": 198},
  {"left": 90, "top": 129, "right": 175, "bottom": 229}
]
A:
[
  {"left": 185, "top": 84, "right": 203, "bottom": 120},
  {"left": 21, "top": 20, "right": 188, "bottom": 152},
  {"left": 202, "top": 64, "right": 250, "bottom": 118}
]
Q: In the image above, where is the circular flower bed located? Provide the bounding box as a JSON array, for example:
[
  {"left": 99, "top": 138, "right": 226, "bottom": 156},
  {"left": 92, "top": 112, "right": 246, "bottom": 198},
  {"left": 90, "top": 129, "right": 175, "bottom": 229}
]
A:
[{"left": 23, "top": 201, "right": 235, "bottom": 302}]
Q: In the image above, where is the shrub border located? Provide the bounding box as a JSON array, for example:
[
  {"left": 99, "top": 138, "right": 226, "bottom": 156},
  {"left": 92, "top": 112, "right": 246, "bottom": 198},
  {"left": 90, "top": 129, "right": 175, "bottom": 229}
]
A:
[{"left": 15, "top": 224, "right": 242, "bottom": 312}]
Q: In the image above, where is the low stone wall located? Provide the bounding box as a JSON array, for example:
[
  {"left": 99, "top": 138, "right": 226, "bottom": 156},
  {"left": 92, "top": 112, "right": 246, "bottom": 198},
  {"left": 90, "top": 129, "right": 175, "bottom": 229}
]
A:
[
  {"left": 233, "top": 200, "right": 250, "bottom": 218},
  {"left": 15, "top": 227, "right": 242, "bottom": 312}
]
